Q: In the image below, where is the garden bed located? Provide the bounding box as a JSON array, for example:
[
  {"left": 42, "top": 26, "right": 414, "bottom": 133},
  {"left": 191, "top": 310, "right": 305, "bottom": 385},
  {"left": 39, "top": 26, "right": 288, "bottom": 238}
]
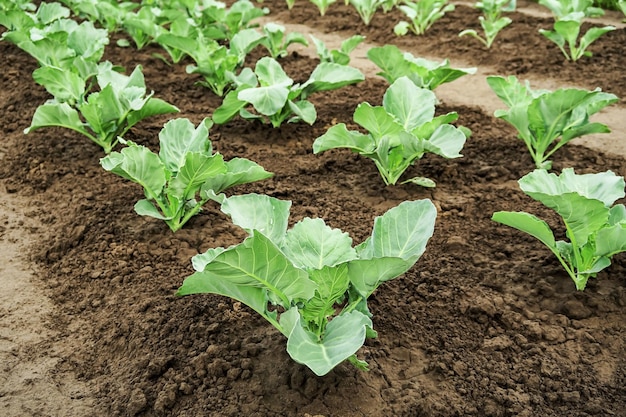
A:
[{"left": 1, "top": 1, "right": 625, "bottom": 416}]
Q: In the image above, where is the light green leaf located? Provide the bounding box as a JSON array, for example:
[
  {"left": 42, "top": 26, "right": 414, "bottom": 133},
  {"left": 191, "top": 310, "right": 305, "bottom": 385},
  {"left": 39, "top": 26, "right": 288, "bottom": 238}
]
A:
[
  {"left": 158, "top": 118, "right": 212, "bottom": 173},
  {"left": 201, "top": 157, "right": 273, "bottom": 196},
  {"left": 383, "top": 77, "right": 436, "bottom": 131},
  {"left": 169, "top": 153, "right": 226, "bottom": 199},
  {"left": 595, "top": 224, "right": 626, "bottom": 257},
  {"left": 220, "top": 194, "right": 291, "bottom": 245},
  {"left": 200, "top": 232, "right": 316, "bottom": 307},
  {"left": 254, "top": 56, "right": 293, "bottom": 87},
  {"left": 134, "top": 199, "right": 171, "bottom": 220},
  {"left": 287, "top": 100, "right": 317, "bottom": 125},
  {"left": 177, "top": 267, "right": 270, "bottom": 323},
  {"left": 353, "top": 102, "right": 403, "bottom": 139},
  {"left": 282, "top": 218, "right": 357, "bottom": 269},
  {"left": 312, "top": 124, "right": 375, "bottom": 154},
  {"left": 238, "top": 85, "right": 290, "bottom": 116},
  {"left": 520, "top": 168, "right": 624, "bottom": 208},
  {"left": 492, "top": 211, "right": 557, "bottom": 249},
  {"left": 32, "top": 66, "right": 85, "bottom": 103},
  {"left": 300, "top": 62, "right": 364, "bottom": 96},
  {"left": 284, "top": 308, "right": 372, "bottom": 376},
  {"left": 348, "top": 257, "right": 413, "bottom": 297},
  {"left": 300, "top": 264, "right": 350, "bottom": 330},
  {"left": 357, "top": 199, "right": 437, "bottom": 262},
  {"left": 26, "top": 102, "right": 90, "bottom": 137},
  {"left": 100, "top": 142, "right": 166, "bottom": 198}
]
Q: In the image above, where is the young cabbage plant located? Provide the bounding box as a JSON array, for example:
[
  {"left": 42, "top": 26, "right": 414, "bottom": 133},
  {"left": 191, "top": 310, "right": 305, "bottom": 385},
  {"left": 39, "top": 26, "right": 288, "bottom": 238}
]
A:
[
  {"left": 213, "top": 56, "right": 364, "bottom": 127},
  {"left": 538, "top": 12, "right": 615, "bottom": 61},
  {"left": 286, "top": 0, "right": 297, "bottom": 10},
  {"left": 367, "top": 44, "right": 476, "bottom": 90},
  {"left": 459, "top": 0, "right": 516, "bottom": 48},
  {"left": 158, "top": 29, "right": 265, "bottom": 96},
  {"left": 349, "top": 0, "right": 386, "bottom": 25},
  {"left": 58, "top": 0, "right": 137, "bottom": 32},
  {"left": 313, "top": 76, "right": 467, "bottom": 187},
  {"left": 493, "top": 168, "right": 626, "bottom": 291},
  {"left": 3, "top": 16, "right": 109, "bottom": 70},
  {"left": 178, "top": 193, "right": 437, "bottom": 375},
  {"left": 619, "top": 0, "right": 626, "bottom": 22},
  {"left": 539, "top": 0, "right": 604, "bottom": 18},
  {"left": 394, "top": 0, "right": 455, "bottom": 36},
  {"left": 193, "top": 0, "right": 268, "bottom": 40},
  {"left": 26, "top": 65, "right": 180, "bottom": 154},
  {"left": 0, "top": 1, "right": 67, "bottom": 34},
  {"left": 152, "top": 16, "right": 200, "bottom": 64},
  {"left": 381, "top": 0, "right": 402, "bottom": 13},
  {"left": 0, "top": 0, "right": 35, "bottom": 12},
  {"left": 120, "top": 6, "right": 164, "bottom": 49},
  {"left": 310, "top": 34, "right": 365, "bottom": 65},
  {"left": 309, "top": 0, "right": 337, "bottom": 15},
  {"left": 259, "top": 23, "right": 308, "bottom": 58},
  {"left": 487, "top": 75, "right": 618, "bottom": 170},
  {"left": 101, "top": 118, "right": 272, "bottom": 232}
]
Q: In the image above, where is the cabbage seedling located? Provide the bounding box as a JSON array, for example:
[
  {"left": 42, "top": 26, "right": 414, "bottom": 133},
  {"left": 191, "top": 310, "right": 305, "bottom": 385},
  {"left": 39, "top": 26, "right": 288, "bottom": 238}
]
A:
[
  {"left": 493, "top": 168, "right": 626, "bottom": 290},
  {"left": 487, "top": 75, "right": 618, "bottom": 169},
  {"left": 459, "top": 0, "right": 516, "bottom": 48},
  {"left": 313, "top": 76, "right": 467, "bottom": 187},
  {"left": 26, "top": 65, "right": 179, "bottom": 154},
  {"left": 348, "top": 0, "right": 386, "bottom": 25},
  {"left": 213, "top": 57, "right": 364, "bottom": 127},
  {"left": 539, "top": 12, "right": 615, "bottom": 61},
  {"left": 367, "top": 44, "right": 475, "bottom": 89},
  {"left": 259, "top": 22, "right": 308, "bottom": 58},
  {"left": 311, "top": 34, "right": 365, "bottom": 65},
  {"left": 178, "top": 193, "right": 437, "bottom": 375},
  {"left": 100, "top": 118, "right": 273, "bottom": 232},
  {"left": 394, "top": 0, "right": 455, "bottom": 36},
  {"left": 309, "top": 0, "right": 337, "bottom": 15}
]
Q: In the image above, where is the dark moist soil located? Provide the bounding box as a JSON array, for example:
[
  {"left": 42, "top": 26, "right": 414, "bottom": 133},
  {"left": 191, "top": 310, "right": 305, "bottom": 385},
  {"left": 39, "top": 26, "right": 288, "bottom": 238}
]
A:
[{"left": 1, "top": 2, "right": 625, "bottom": 416}]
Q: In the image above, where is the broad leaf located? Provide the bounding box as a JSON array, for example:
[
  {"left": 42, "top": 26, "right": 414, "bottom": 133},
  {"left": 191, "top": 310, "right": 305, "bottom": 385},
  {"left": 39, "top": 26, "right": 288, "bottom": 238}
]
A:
[
  {"left": 159, "top": 118, "right": 212, "bottom": 172},
  {"left": 282, "top": 218, "right": 357, "bottom": 269},
  {"left": 220, "top": 193, "right": 291, "bottom": 245},
  {"left": 312, "top": 124, "right": 375, "bottom": 154},
  {"left": 357, "top": 199, "right": 437, "bottom": 262},
  {"left": 283, "top": 308, "right": 372, "bottom": 376},
  {"left": 199, "top": 232, "right": 316, "bottom": 307}
]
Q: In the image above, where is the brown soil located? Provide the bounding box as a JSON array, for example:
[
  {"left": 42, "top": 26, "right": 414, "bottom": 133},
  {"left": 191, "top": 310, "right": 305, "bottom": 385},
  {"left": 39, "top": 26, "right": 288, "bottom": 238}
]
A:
[{"left": 1, "top": 2, "right": 625, "bottom": 416}]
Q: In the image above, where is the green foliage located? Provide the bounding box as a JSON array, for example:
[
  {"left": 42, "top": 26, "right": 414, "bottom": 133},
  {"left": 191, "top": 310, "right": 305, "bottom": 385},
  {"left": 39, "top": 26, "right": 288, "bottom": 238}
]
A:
[
  {"left": 178, "top": 193, "right": 437, "bottom": 375},
  {"left": 459, "top": 0, "right": 516, "bottom": 48},
  {"left": 58, "top": 0, "right": 137, "bottom": 32},
  {"left": 157, "top": 29, "right": 265, "bottom": 96},
  {"left": 26, "top": 65, "right": 179, "bottom": 154},
  {"left": 487, "top": 75, "right": 618, "bottom": 169},
  {"left": 539, "top": 12, "right": 615, "bottom": 61},
  {"left": 539, "top": 0, "right": 605, "bottom": 18},
  {"left": 348, "top": 0, "right": 386, "bottom": 25},
  {"left": 537, "top": 0, "right": 615, "bottom": 60},
  {"left": 309, "top": 0, "right": 337, "bottom": 15},
  {"left": 191, "top": 0, "right": 268, "bottom": 40},
  {"left": 367, "top": 44, "right": 476, "bottom": 89},
  {"left": 259, "top": 23, "right": 308, "bottom": 58},
  {"left": 310, "top": 34, "right": 365, "bottom": 65},
  {"left": 493, "top": 168, "right": 626, "bottom": 290},
  {"left": 213, "top": 57, "right": 364, "bottom": 127},
  {"left": 394, "top": 0, "right": 455, "bottom": 36},
  {"left": 313, "top": 77, "right": 467, "bottom": 187},
  {"left": 100, "top": 118, "right": 272, "bottom": 232}
]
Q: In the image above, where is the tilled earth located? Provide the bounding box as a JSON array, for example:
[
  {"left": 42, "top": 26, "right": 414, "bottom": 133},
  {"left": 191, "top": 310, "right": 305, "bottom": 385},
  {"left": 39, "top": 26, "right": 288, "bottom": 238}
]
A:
[{"left": 1, "top": 1, "right": 625, "bottom": 416}]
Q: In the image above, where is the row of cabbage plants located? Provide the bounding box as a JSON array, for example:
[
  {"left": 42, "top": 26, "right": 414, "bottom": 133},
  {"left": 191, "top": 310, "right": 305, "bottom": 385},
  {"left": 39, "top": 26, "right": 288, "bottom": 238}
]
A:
[{"left": 1, "top": 0, "right": 625, "bottom": 376}]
